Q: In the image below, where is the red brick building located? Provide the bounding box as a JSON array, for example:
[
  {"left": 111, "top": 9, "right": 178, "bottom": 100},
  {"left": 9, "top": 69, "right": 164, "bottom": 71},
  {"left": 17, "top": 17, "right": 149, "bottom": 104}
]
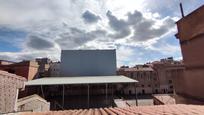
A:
[{"left": 0, "top": 60, "right": 39, "bottom": 80}]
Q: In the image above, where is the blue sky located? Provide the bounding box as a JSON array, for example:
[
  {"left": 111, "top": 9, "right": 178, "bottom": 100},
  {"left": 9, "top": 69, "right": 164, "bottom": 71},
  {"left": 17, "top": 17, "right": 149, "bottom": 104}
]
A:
[{"left": 0, "top": 0, "right": 203, "bottom": 67}]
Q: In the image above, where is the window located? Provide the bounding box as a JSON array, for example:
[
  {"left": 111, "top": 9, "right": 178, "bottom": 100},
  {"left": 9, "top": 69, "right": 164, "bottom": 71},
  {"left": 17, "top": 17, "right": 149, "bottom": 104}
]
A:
[
  {"left": 155, "top": 89, "right": 158, "bottom": 94},
  {"left": 20, "top": 104, "right": 25, "bottom": 110},
  {"left": 136, "top": 74, "right": 139, "bottom": 79},
  {"left": 169, "top": 80, "right": 172, "bottom": 84},
  {"left": 130, "top": 72, "right": 134, "bottom": 78},
  {"left": 141, "top": 72, "right": 143, "bottom": 78},
  {"left": 129, "top": 90, "right": 132, "bottom": 95},
  {"left": 141, "top": 85, "right": 144, "bottom": 87},
  {"left": 144, "top": 72, "right": 146, "bottom": 76},
  {"left": 149, "top": 76, "right": 152, "bottom": 80},
  {"left": 148, "top": 84, "right": 151, "bottom": 87},
  {"left": 148, "top": 76, "right": 151, "bottom": 81},
  {"left": 142, "top": 89, "right": 145, "bottom": 94},
  {"left": 169, "top": 85, "right": 173, "bottom": 89}
]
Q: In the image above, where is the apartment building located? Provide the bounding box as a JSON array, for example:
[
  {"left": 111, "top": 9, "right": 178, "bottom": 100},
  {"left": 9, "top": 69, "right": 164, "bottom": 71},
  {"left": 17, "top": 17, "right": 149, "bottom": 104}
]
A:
[
  {"left": 117, "top": 57, "right": 184, "bottom": 95},
  {"left": 117, "top": 65, "right": 158, "bottom": 95},
  {"left": 152, "top": 58, "right": 184, "bottom": 94}
]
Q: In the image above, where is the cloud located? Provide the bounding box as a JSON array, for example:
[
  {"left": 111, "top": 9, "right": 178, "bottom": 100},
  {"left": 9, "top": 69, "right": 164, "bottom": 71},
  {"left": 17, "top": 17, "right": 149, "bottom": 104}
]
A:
[
  {"left": 0, "top": 50, "right": 60, "bottom": 62},
  {"left": 116, "top": 45, "right": 135, "bottom": 67},
  {"left": 26, "top": 35, "right": 55, "bottom": 50},
  {"left": 106, "top": 10, "right": 175, "bottom": 41},
  {"left": 127, "top": 10, "right": 143, "bottom": 25},
  {"left": 116, "top": 45, "right": 149, "bottom": 67},
  {"left": 56, "top": 27, "right": 107, "bottom": 49},
  {"left": 106, "top": 11, "right": 131, "bottom": 38},
  {"left": 131, "top": 17, "right": 175, "bottom": 41},
  {"left": 0, "top": 0, "right": 190, "bottom": 66},
  {"left": 143, "top": 0, "right": 204, "bottom": 18},
  {"left": 82, "top": 10, "right": 101, "bottom": 23}
]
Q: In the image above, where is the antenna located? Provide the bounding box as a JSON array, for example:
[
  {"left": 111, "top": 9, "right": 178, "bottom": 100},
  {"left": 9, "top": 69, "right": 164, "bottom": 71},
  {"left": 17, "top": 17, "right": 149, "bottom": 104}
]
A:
[{"left": 179, "top": 2, "right": 184, "bottom": 18}]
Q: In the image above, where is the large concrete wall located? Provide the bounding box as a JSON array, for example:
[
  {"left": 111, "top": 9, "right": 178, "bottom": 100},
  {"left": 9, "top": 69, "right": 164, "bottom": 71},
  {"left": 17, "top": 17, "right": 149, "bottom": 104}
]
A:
[{"left": 60, "top": 50, "right": 116, "bottom": 76}]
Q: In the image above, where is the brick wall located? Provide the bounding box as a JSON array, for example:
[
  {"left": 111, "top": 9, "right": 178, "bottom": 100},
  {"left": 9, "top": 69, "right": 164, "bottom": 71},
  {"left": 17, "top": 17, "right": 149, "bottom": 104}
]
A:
[{"left": 0, "top": 70, "right": 26, "bottom": 113}]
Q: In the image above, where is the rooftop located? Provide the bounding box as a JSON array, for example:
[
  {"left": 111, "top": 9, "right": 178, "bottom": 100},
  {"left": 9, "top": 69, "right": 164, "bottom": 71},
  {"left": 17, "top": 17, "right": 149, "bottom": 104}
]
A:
[
  {"left": 20, "top": 104, "right": 204, "bottom": 115},
  {"left": 25, "top": 75, "right": 137, "bottom": 86},
  {"left": 118, "top": 67, "right": 154, "bottom": 72},
  {"left": 153, "top": 94, "right": 176, "bottom": 105},
  {"left": 0, "top": 70, "right": 26, "bottom": 81}
]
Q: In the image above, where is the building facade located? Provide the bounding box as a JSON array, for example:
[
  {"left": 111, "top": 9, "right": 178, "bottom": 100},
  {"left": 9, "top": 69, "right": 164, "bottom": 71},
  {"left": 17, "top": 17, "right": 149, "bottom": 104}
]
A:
[
  {"left": 152, "top": 58, "right": 184, "bottom": 94},
  {"left": 0, "top": 60, "right": 39, "bottom": 80},
  {"left": 49, "top": 62, "right": 60, "bottom": 77},
  {"left": 0, "top": 58, "right": 53, "bottom": 80},
  {"left": 35, "top": 58, "right": 51, "bottom": 77},
  {"left": 117, "top": 58, "right": 184, "bottom": 95},
  {"left": 117, "top": 65, "right": 158, "bottom": 95},
  {"left": 175, "top": 5, "right": 204, "bottom": 103}
]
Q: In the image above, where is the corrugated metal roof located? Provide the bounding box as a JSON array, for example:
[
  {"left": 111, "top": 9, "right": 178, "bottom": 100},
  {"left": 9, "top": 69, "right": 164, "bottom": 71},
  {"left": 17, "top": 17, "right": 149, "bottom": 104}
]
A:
[{"left": 25, "top": 75, "right": 137, "bottom": 86}]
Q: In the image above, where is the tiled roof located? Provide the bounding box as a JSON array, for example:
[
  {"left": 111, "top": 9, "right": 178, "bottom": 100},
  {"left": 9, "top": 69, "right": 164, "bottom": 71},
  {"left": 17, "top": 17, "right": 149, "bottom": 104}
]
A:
[{"left": 20, "top": 104, "right": 204, "bottom": 115}]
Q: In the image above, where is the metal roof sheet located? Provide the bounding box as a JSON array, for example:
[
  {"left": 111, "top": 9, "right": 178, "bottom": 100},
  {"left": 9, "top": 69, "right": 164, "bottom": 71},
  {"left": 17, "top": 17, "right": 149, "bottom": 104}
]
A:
[{"left": 25, "top": 75, "right": 137, "bottom": 86}]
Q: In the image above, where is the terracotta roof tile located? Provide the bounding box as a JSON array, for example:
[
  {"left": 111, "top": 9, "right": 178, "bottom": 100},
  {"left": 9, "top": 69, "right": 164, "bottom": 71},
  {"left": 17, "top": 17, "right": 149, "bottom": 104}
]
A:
[
  {"left": 20, "top": 104, "right": 204, "bottom": 115},
  {"left": 99, "top": 108, "right": 108, "bottom": 115}
]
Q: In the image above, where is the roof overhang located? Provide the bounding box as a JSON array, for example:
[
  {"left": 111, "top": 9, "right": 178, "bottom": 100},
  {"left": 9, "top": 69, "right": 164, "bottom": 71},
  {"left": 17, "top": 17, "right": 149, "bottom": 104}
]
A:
[{"left": 25, "top": 75, "right": 138, "bottom": 86}]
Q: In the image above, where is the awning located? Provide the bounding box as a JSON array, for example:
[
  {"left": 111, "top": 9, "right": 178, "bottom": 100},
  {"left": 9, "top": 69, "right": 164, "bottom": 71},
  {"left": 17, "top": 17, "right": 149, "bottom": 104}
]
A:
[{"left": 25, "top": 75, "right": 138, "bottom": 86}]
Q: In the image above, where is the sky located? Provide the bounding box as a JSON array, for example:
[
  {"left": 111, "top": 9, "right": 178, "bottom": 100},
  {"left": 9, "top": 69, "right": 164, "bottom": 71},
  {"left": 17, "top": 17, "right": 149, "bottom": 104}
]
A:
[{"left": 0, "top": 0, "right": 203, "bottom": 67}]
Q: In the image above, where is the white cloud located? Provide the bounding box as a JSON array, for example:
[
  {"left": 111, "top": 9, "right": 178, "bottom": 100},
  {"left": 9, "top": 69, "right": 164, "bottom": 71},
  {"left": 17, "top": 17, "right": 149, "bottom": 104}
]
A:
[
  {"left": 0, "top": 50, "right": 60, "bottom": 62},
  {"left": 116, "top": 46, "right": 147, "bottom": 67},
  {"left": 0, "top": 0, "right": 196, "bottom": 65},
  {"left": 116, "top": 46, "right": 134, "bottom": 67}
]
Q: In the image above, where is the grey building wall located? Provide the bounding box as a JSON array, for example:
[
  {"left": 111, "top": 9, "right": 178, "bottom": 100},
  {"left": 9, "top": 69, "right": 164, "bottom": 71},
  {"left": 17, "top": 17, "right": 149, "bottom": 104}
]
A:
[{"left": 60, "top": 50, "right": 116, "bottom": 76}]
